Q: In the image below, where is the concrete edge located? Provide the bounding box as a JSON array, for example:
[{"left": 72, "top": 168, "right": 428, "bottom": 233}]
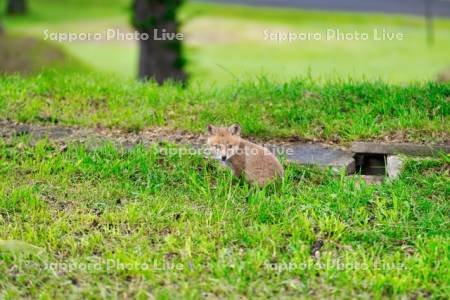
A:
[{"left": 351, "top": 142, "right": 450, "bottom": 157}]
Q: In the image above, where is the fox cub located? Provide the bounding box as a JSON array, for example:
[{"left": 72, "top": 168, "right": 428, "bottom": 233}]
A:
[{"left": 207, "top": 124, "right": 284, "bottom": 186}]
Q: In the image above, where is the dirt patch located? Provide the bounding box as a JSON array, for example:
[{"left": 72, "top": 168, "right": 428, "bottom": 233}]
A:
[
  {"left": 0, "top": 120, "right": 205, "bottom": 149},
  {"left": 437, "top": 68, "right": 450, "bottom": 83},
  {"left": 0, "top": 34, "right": 81, "bottom": 74},
  {"left": 2, "top": 120, "right": 447, "bottom": 153},
  {"left": 0, "top": 120, "right": 332, "bottom": 150}
]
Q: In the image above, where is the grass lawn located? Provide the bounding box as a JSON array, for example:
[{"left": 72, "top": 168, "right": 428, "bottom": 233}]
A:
[
  {"left": 0, "top": 137, "right": 449, "bottom": 298},
  {"left": 0, "top": 73, "right": 448, "bottom": 143},
  {"left": 0, "top": 2, "right": 449, "bottom": 298},
  {"left": 2, "top": 0, "right": 450, "bottom": 83}
]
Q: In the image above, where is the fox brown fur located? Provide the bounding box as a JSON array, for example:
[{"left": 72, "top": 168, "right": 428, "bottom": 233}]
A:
[{"left": 207, "top": 124, "right": 284, "bottom": 186}]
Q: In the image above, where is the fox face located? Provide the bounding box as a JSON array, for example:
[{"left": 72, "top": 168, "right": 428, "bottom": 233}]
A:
[{"left": 207, "top": 124, "right": 241, "bottom": 162}]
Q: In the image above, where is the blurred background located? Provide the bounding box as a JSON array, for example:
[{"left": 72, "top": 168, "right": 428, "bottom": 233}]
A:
[{"left": 0, "top": 0, "right": 449, "bottom": 85}]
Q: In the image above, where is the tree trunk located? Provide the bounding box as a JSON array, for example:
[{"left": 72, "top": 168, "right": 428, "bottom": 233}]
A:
[
  {"left": 7, "top": 0, "right": 27, "bottom": 15},
  {"left": 133, "top": 0, "right": 186, "bottom": 84}
]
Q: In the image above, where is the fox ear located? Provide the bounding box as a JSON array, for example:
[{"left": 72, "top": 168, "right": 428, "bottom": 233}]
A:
[
  {"left": 207, "top": 124, "right": 217, "bottom": 135},
  {"left": 228, "top": 123, "right": 241, "bottom": 136}
]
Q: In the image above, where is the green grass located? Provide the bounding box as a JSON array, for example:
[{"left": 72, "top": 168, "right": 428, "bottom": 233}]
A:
[
  {"left": 0, "top": 73, "right": 448, "bottom": 143},
  {"left": 0, "top": 0, "right": 130, "bottom": 22},
  {"left": 183, "top": 3, "right": 450, "bottom": 84},
  {"left": 2, "top": 0, "right": 450, "bottom": 83},
  {"left": 0, "top": 137, "right": 448, "bottom": 298},
  {"left": 0, "top": 3, "right": 449, "bottom": 297}
]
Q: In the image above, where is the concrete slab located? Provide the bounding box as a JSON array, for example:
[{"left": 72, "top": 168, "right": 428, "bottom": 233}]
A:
[
  {"left": 285, "top": 144, "right": 355, "bottom": 174},
  {"left": 352, "top": 142, "right": 450, "bottom": 157},
  {"left": 386, "top": 155, "right": 403, "bottom": 178}
]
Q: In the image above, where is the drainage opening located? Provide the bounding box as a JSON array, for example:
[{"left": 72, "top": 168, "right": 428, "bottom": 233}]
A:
[{"left": 354, "top": 153, "right": 387, "bottom": 175}]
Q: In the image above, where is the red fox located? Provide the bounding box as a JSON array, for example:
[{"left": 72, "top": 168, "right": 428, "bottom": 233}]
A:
[{"left": 207, "top": 124, "right": 284, "bottom": 186}]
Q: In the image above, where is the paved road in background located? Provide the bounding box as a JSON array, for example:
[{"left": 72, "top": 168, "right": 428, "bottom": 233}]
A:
[{"left": 197, "top": 0, "right": 450, "bottom": 17}]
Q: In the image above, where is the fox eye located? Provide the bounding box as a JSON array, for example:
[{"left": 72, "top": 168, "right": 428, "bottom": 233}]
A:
[
  {"left": 215, "top": 145, "right": 221, "bottom": 150},
  {"left": 227, "top": 144, "right": 232, "bottom": 149}
]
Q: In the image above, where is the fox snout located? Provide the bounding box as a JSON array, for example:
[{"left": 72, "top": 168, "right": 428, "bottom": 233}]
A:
[
  {"left": 206, "top": 123, "right": 242, "bottom": 162},
  {"left": 210, "top": 145, "right": 236, "bottom": 161}
]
